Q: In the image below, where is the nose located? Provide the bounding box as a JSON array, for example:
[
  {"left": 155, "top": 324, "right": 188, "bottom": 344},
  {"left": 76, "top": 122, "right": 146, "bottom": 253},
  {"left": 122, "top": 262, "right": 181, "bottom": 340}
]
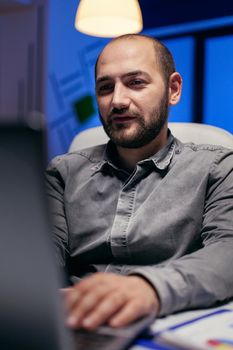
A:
[{"left": 111, "top": 83, "right": 130, "bottom": 110}]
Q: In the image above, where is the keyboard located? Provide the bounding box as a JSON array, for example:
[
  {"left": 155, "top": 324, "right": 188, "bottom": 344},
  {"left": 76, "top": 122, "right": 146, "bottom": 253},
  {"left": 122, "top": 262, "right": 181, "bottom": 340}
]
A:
[{"left": 72, "top": 313, "right": 155, "bottom": 350}]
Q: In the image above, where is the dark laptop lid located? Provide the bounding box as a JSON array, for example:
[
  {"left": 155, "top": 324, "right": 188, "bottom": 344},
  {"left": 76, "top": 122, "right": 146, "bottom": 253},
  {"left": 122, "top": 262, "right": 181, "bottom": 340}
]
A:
[
  {"left": 0, "top": 121, "right": 156, "bottom": 350},
  {"left": 0, "top": 122, "right": 71, "bottom": 350}
]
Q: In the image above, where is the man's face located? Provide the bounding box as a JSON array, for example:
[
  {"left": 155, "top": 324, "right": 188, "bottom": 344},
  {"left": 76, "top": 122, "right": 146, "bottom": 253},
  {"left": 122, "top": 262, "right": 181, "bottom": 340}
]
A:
[{"left": 95, "top": 38, "right": 169, "bottom": 148}]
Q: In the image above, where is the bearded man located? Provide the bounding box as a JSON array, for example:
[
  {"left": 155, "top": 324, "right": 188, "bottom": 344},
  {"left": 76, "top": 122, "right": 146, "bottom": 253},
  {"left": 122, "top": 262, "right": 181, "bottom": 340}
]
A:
[{"left": 46, "top": 34, "right": 233, "bottom": 331}]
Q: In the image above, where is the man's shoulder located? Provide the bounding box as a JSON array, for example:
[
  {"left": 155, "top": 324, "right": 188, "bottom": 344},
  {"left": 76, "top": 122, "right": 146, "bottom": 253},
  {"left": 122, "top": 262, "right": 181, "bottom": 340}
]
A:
[
  {"left": 175, "top": 139, "right": 233, "bottom": 172},
  {"left": 177, "top": 138, "right": 233, "bottom": 156},
  {"left": 47, "top": 144, "right": 107, "bottom": 172}
]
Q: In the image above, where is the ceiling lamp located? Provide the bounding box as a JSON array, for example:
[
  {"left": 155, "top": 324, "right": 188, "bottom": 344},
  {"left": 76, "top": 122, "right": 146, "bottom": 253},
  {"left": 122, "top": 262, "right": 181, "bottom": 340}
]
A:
[{"left": 75, "top": 0, "right": 143, "bottom": 38}]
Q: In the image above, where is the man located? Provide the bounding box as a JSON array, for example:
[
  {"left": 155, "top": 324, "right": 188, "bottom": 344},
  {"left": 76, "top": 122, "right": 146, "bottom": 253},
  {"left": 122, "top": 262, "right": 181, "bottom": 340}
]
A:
[{"left": 46, "top": 34, "right": 233, "bottom": 331}]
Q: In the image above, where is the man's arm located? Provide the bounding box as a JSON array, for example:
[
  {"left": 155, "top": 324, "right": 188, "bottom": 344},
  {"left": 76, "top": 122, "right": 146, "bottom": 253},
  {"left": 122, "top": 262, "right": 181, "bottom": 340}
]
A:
[
  {"left": 46, "top": 155, "right": 69, "bottom": 267},
  {"left": 124, "top": 148, "right": 233, "bottom": 316}
]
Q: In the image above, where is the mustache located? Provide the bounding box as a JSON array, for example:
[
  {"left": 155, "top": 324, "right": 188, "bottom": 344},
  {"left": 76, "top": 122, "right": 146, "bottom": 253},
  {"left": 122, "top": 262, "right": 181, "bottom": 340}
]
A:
[{"left": 108, "top": 108, "right": 141, "bottom": 119}]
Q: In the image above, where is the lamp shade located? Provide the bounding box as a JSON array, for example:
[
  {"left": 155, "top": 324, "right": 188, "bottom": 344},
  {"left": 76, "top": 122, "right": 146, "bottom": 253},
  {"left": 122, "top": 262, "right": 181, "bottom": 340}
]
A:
[{"left": 75, "top": 0, "right": 143, "bottom": 37}]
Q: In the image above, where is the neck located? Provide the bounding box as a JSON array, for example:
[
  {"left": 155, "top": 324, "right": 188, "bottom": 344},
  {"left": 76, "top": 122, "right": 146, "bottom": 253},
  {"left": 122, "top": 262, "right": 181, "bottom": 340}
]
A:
[{"left": 116, "top": 125, "right": 168, "bottom": 172}]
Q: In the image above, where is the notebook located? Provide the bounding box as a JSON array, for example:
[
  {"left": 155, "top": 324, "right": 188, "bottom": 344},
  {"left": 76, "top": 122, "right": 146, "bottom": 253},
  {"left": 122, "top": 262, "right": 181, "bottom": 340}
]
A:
[{"left": 0, "top": 121, "right": 155, "bottom": 350}]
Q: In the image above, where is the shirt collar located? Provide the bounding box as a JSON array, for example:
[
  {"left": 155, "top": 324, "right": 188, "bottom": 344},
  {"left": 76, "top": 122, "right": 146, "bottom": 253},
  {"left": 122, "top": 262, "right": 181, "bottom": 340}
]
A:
[
  {"left": 149, "top": 131, "right": 176, "bottom": 171},
  {"left": 91, "top": 129, "right": 177, "bottom": 174}
]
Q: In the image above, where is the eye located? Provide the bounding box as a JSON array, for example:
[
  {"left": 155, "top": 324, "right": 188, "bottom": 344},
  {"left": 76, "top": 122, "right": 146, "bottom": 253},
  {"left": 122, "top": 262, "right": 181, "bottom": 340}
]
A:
[
  {"left": 97, "top": 83, "right": 114, "bottom": 95},
  {"left": 129, "top": 79, "right": 145, "bottom": 88}
]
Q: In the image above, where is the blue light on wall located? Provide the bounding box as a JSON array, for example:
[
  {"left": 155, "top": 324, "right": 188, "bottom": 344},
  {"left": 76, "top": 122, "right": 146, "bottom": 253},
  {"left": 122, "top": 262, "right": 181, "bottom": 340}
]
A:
[
  {"left": 46, "top": 0, "right": 108, "bottom": 159},
  {"left": 203, "top": 34, "right": 233, "bottom": 133},
  {"left": 163, "top": 37, "right": 195, "bottom": 123}
]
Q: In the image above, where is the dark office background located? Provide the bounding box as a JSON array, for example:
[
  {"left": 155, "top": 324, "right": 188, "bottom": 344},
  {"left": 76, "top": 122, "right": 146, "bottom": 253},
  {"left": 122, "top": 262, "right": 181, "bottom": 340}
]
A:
[{"left": 1, "top": 0, "right": 233, "bottom": 159}]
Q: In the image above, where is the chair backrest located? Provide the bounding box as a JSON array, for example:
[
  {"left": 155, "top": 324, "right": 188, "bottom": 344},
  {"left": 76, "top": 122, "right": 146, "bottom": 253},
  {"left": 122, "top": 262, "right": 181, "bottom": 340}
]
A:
[{"left": 69, "top": 122, "right": 233, "bottom": 152}]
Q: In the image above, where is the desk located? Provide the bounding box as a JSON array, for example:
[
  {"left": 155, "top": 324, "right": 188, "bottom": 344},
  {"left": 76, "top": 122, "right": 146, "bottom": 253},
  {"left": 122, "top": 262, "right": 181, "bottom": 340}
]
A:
[{"left": 131, "top": 301, "right": 233, "bottom": 349}]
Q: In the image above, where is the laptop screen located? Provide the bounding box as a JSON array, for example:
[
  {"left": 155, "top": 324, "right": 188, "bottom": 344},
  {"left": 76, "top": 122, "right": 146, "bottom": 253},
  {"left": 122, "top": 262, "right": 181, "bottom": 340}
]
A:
[{"left": 0, "top": 123, "right": 69, "bottom": 350}]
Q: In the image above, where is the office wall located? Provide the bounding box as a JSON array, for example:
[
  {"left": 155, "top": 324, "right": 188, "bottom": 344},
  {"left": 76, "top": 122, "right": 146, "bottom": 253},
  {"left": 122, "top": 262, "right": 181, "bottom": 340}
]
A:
[
  {"left": 46, "top": 0, "right": 109, "bottom": 158},
  {"left": 147, "top": 22, "right": 233, "bottom": 135},
  {"left": 0, "top": 1, "right": 46, "bottom": 120},
  {"left": 203, "top": 34, "right": 233, "bottom": 129}
]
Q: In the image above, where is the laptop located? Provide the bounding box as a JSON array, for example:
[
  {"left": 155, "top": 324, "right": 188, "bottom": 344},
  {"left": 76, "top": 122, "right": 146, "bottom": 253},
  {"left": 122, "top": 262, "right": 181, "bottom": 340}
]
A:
[{"left": 0, "top": 121, "right": 155, "bottom": 350}]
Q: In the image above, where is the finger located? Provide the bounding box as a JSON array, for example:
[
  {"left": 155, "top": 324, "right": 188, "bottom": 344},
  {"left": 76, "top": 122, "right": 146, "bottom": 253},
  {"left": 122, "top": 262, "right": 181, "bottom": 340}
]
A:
[
  {"left": 60, "top": 287, "right": 73, "bottom": 294},
  {"left": 81, "top": 291, "right": 127, "bottom": 330},
  {"left": 62, "top": 273, "right": 107, "bottom": 314},
  {"left": 66, "top": 284, "right": 112, "bottom": 329},
  {"left": 61, "top": 288, "right": 82, "bottom": 313},
  {"left": 109, "top": 300, "right": 146, "bottom": 328}
]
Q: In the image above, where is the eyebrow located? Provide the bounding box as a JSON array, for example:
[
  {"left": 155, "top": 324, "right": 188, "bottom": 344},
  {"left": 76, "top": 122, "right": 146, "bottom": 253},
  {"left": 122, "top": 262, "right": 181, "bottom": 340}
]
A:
[{"left": 96, "top": 70, "right": 150, "bottom": 85}]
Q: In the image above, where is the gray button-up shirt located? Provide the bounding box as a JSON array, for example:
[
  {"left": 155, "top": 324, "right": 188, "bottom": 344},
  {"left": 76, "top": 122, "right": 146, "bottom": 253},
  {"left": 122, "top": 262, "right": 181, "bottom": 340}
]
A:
[{"left": 46, "top": 133, "right": 233, "bottom": 316}]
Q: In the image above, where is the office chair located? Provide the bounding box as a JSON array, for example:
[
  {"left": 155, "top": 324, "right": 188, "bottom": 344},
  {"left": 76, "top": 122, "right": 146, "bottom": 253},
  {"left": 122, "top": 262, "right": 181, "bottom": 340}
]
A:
[{"left": 69, "top": 123, "right": 233, "bottom": 152}]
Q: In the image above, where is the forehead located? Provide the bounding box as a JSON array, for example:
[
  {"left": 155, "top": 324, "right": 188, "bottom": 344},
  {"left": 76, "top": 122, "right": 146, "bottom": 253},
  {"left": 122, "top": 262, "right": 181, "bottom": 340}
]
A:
[{"left": 96, "top": 38, "right": 160, "bottom": 79}]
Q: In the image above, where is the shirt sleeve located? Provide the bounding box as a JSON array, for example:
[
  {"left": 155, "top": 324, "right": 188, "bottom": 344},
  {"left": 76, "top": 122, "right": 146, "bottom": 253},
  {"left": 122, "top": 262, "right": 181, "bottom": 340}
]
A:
[
  {"left": 46, "top": 155, "right": 69, "bottom": 267},
  {"left": 124, "top": 148, "right": 233, "bottom": 316}
]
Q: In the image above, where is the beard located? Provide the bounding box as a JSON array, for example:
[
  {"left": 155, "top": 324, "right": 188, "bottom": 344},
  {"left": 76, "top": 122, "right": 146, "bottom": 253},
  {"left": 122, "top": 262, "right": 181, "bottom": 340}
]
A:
[{"left": 99, "top": 91, "right": 169, "bottom": 149}]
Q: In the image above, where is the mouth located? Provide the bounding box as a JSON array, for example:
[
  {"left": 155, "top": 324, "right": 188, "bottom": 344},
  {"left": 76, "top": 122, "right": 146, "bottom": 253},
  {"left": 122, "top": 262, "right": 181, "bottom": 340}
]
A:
[{"left": 111, "top": 115, "right": 137, "bottom": 123}]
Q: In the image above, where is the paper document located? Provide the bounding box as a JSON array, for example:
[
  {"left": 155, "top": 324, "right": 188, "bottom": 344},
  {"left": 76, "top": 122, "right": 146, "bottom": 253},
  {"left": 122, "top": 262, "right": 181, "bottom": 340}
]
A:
[{"left": 157, "top": 309, "right": 233, "bottom": 350}]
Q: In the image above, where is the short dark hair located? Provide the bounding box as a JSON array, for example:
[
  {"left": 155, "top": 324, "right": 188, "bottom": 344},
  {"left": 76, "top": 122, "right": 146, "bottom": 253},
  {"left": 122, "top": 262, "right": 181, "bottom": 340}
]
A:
[{"left": 95, "top": 34, "right": 176, "bottom": 84}]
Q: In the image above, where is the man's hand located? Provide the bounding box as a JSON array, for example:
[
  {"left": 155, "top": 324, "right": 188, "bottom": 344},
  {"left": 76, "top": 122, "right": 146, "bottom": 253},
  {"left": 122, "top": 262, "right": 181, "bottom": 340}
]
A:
[{"left": 62, "top": 273, "right": 160, "bottom": 330}]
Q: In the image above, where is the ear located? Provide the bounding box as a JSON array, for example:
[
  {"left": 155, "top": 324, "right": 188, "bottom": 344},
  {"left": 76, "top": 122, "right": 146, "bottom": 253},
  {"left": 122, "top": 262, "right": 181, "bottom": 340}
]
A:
[{"left": 168, "top": 72, "right": 182, "bottom": 106}]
